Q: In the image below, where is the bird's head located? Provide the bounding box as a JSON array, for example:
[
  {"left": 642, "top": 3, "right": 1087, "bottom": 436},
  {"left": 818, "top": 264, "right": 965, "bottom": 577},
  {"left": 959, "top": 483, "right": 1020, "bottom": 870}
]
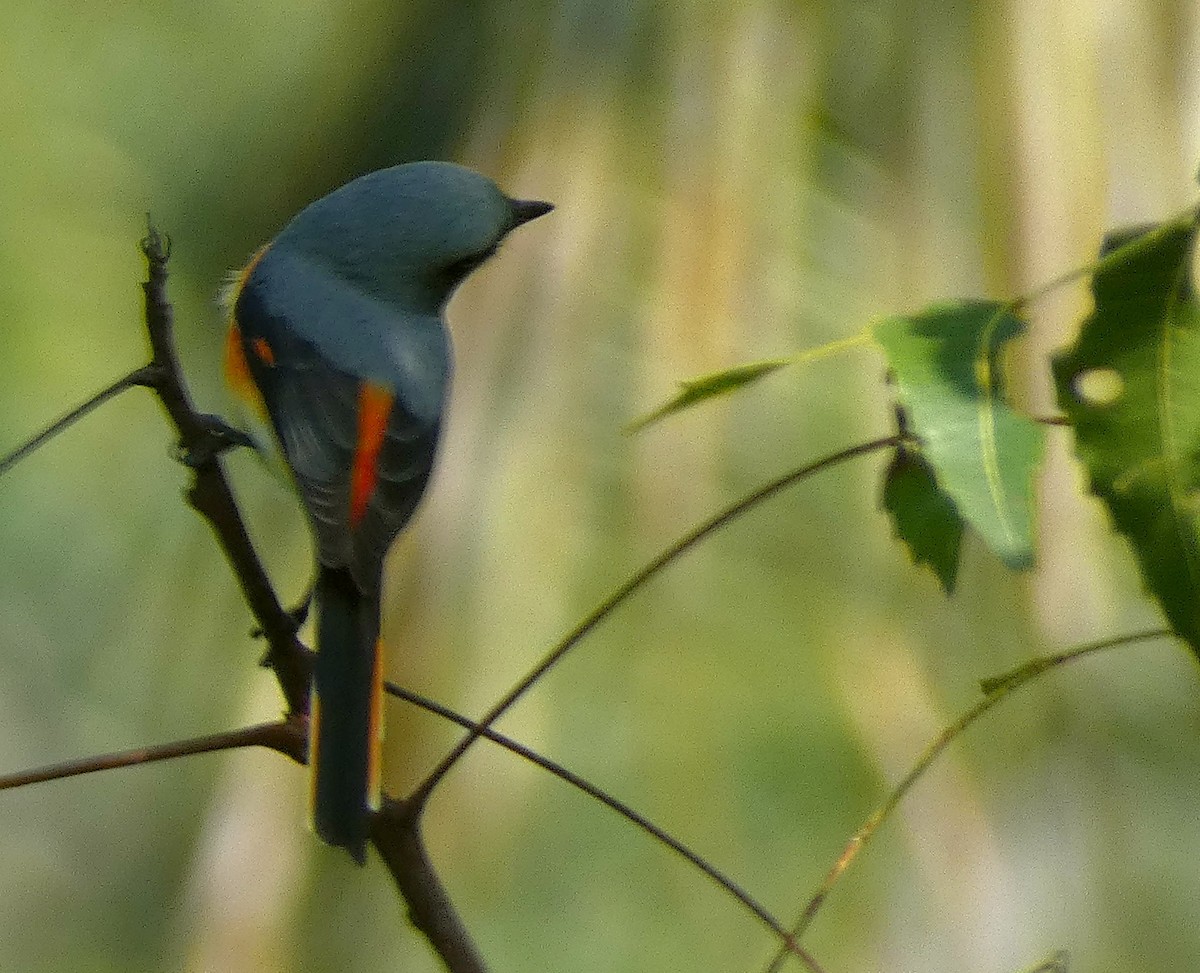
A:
[{"left": 276, "top": 161, "right": 553, "bottom": 312}]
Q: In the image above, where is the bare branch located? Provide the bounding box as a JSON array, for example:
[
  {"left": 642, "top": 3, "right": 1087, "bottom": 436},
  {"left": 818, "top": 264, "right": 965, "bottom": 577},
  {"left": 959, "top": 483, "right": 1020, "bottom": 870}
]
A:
[
  {"left": 372, "top": 797, "right": 489, "bottom": 973},
  {"left": 977, "top": 628, "right": 1168, "bottom": 695},
  {"left": 0, "top": 719, "right": 305, "bottom": 791},
  {"left": 137, "top": 223, "right": 310, "bottom": 715}
]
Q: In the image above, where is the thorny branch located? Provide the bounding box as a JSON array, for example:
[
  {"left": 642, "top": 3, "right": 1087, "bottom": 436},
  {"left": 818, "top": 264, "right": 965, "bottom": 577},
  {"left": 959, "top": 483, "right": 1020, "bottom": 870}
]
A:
[{"left": 139, "top": 224, "right": 311, "bottom": 716}]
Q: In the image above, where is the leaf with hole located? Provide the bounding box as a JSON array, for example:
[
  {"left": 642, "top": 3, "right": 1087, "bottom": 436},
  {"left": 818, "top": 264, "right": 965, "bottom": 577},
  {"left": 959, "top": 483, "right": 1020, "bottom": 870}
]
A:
[{"left": 1052, "top": 215, "right": 1200, "bottom": 657}]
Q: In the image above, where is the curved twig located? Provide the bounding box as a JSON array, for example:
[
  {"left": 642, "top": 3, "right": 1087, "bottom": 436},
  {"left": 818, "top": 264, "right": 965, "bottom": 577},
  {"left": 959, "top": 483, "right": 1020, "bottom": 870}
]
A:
[
  {"left": 410, "top": 435, "right": 902, "bottom": 808},
  {"left": 386, "top": 682, "right": 810, "bottom": 957},
  {"left": 763, "top": 627, "right": 1171, "bottom": 973}
]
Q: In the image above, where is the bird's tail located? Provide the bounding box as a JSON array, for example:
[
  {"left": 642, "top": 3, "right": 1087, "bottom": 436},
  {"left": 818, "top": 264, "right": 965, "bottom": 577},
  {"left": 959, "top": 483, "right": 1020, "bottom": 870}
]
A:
[{"left": 310, "top": 566, "right": 384, "bottom": 865}]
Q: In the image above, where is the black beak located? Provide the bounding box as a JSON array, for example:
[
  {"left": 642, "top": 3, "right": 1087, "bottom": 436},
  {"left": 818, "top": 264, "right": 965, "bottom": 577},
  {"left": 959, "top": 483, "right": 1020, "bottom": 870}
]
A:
[{"left": 509, "top": 198, "right": 554, "bottom": 228}]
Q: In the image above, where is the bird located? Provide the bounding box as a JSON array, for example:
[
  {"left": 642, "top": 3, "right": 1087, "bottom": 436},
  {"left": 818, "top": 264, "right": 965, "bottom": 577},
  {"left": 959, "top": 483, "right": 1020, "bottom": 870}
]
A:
[{"left": 222, "top": 161, "right": 553, "bottom": 863}]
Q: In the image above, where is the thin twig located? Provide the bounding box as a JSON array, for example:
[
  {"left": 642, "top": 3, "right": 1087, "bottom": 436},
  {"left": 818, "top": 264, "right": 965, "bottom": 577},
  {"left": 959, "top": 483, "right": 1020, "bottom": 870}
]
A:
[
  {"left": 409, "top": 435, "right": 902, "bottom": 808},
  {"left": 386, "top": 682, "right": 816, "bottom": 961},
  {"left": 1010, "top": 204, "right": 1200, "bottom": 314},
  {"left": 0, "top": 367, "right": 158, "bottom": 478},
  {"left": 763, "top": 627, "right": 1171, "bottom": 973},
  {"left": 0, "top": 720, "right": 305, "bottom": 791}
]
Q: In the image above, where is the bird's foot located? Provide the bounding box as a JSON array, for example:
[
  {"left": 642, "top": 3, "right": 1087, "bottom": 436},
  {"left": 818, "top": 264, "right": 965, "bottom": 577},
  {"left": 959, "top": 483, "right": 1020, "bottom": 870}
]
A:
[{"left": 178, "top": 414, "right": 255, "bottom": 468}]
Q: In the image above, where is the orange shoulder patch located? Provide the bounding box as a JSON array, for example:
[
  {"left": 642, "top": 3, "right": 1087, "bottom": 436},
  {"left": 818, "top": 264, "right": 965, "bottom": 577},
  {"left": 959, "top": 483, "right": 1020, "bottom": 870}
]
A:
[
  {"left": 222, "top": 244, "right": 272, "bottom": 413},
  {"left": 252, "top": 336, "right": 276, "bottom": 366},
  {"left": 224, "top": 322, "right": 255, "bottom": 396}
]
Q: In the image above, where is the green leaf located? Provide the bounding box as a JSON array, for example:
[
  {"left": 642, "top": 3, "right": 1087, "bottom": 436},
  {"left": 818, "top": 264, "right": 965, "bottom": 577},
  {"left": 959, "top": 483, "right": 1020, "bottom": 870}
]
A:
[
  {"left": 626, "top": 331, "right": 872, "bottom": 433},
  {"left": 625, "top": 358, "right": 787, "bottom": 433},
  {"left": 874, "top": 301, "right": 1045, "bottom": 569},
  {"left": 1052, "top": 215, "right": 1200, "bottom": 656},
  {"left": 882, "top": 447, "right": 964, "bottom": 594}
]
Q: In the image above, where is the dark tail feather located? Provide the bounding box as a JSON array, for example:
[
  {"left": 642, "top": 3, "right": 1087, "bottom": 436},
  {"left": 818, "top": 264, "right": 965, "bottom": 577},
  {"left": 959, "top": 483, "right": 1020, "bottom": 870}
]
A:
[{"left": 310, "top": 566, "right": 383, "bottom": 865}]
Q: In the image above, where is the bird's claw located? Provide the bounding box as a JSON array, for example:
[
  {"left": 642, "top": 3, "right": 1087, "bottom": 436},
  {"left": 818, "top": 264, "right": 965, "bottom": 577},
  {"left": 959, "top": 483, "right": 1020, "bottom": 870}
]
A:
[{"left": 178, "top": 415, "right": 255, "bottom": 468}]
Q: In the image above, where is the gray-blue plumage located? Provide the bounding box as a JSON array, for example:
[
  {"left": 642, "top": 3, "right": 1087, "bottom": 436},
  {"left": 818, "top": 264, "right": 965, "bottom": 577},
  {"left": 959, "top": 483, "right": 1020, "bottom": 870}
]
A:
[
  {"left": 235, "top": 162, "right": 550, "bottom": 589},
  {"left": 229, "top": 160, "right": 552, "bottom": 862},
  {"left": 244, "top": 246, "right": 451, "bottom": 425}
]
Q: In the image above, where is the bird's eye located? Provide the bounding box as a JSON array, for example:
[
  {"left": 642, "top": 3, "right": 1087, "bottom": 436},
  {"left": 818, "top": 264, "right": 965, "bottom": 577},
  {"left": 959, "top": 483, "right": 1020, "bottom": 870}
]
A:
[{"left": 437, "top": 243, "right": 499, "bottom": 287}]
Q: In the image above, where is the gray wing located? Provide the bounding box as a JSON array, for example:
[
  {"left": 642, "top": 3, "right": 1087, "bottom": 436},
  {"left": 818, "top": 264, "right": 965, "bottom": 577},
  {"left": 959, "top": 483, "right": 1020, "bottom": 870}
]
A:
[{"left": 235, "top": 252, "right": 444, "bottom": 590}]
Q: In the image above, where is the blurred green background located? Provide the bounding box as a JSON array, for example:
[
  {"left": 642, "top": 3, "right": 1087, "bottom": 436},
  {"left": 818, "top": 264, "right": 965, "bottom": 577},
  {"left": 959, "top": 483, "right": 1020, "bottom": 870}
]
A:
[{"left": 2, "top": 1, "right": 1199, "bottom": 971}]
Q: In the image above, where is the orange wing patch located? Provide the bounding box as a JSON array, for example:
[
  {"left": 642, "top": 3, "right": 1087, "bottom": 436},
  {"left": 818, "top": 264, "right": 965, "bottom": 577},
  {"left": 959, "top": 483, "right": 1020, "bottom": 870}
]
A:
[{"left": 349, "top": 383, "right": 395, "bottom": 528}]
